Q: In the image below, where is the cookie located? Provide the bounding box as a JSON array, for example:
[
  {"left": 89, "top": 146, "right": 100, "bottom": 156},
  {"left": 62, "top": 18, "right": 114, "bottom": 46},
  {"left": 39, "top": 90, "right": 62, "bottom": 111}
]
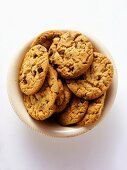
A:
[
  {"left": 78, "top": 93, "right": 106, "bottom": 126},
  {"left": 57, "top": 97, "right": 88, "bottom": 126},
  {"left": 67, "top": 52, "right": 114, "bottom": 100},
  {"left": 23, "top": 66, "right": 59, "bottom": 120},
  {"left": 55, "top": 79, "right": 65, "bottom": 109},
  {"left": 31, "top": 30, "right": 63, "bottom": 50},
  {"left": 49, "top": 31, "right": 93, "bottom": 79},
  {"left": 19, "top": 45, "right": 49, "bottom": 95},
  {"left": 55, "top": 83, "right": 71, "bottom": 113}
]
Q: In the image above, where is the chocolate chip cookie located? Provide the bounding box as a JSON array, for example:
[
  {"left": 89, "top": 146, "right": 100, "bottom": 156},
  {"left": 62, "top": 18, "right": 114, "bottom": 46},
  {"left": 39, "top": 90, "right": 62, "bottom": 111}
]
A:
[
  {"left": 78, "top": 93, "right": 106, "bottom": 126},
  {"left": 57, "top": 97, "right": 88, "bottom": 126},
  {"left": 67, "top": 52, "right": 113, "bottom": 100},
  {"left": 23, "top": 66, "right": 59, "bottom": 120},
  {"left": 19, "top": 45, "right": 49, "bottom": 95},
  {"left": 31, "top": 30, "right": 63, "bottom": 50},
  {"left": 49, "top": 31, "right": 93, "bottom": 79}
]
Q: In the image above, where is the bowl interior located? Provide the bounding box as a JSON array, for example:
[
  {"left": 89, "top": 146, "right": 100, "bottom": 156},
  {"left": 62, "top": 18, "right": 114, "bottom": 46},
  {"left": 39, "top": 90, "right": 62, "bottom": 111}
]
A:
[{"left": 7, "top": 33, "right": 118, "bottom": 138}]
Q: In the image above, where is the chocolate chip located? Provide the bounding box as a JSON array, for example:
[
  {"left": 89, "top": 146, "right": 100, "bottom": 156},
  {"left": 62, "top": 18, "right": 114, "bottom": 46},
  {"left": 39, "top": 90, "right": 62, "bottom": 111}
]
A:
[
  {"left": 23, "top": 76, "right": 27, "bottom": 84},
  {"left": 97, "top": 75, "right": 101, "bottom": 80},
  {"left": 33, "top": 54, "right": 38, "bottom": 58},
  {"left": 37, "top": 67, "right": 43, "bottom": 73},
  {"left": 33, "top": 70, "right": 36, "bottom": 77},
  {"left": 80, "top": 39, "right": 84, "bottom": 43}
]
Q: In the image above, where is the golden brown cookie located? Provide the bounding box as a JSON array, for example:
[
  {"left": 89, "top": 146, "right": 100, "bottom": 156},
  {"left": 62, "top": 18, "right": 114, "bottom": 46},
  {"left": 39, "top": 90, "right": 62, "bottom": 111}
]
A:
[
  {"left": 55, "top": 83, "right": 71, "bottom": 113},
  {"left": 57, "top": 97, "right": 88, "bottom": 126},
  {"left": 23, "top": 66, "right": 59, "bottom": 120},
  {"left": 67, "top": 52, "right": 114, "bottom": 100},
  {"left": 49, "top": 31, "right": 93, "bottom": 79},
  {"left": 19, "top": 45, "right": 49, "bottom": 95},
  {"left": 31, "top": 30, "right": 63, "bottom": 50},
  {"left": 78, "top": 93, "right": 106, "bottom": 126}
]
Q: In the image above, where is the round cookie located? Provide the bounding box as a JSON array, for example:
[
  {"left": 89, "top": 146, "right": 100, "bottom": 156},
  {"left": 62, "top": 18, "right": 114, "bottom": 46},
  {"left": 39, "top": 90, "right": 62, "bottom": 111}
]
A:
[
  {"left": 19, "top": 45, "right": 49, "bottom": 95},
  {"left": 78, "top": 93, "right": 106, "bottom": 126},
  {"left": 55, "top": 83, "right": 71, "bottom": 113},
  {"left": 67, "top": 52, "right": 114, "bottom": 100},
  {"left": 23, "top": 66, "right": 59, "bottom": 121},
  {"left": 31, "top": 30, "right": 63, "bottom": 50},
  {"left": 57, "top": 96, "right": 88, "bottom": 126},
  {"left": 55, "top": 79, "right": 65, "bottom": 109},
  {"left": 49, "top": 31, "right": 93, "bottom": 79}
]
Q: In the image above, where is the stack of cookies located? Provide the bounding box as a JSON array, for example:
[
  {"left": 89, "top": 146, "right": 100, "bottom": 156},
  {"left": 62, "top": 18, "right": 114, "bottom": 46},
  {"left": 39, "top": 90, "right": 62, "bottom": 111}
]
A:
[{"left": 19, "top": 30, "right": 114, "bottom": 127}]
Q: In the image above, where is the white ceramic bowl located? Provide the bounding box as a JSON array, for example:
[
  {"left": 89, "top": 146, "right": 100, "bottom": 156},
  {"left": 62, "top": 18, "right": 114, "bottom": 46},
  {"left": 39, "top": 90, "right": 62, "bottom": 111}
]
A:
[{"left": 7, "top": 31, "right": 118, "bottom": 138}]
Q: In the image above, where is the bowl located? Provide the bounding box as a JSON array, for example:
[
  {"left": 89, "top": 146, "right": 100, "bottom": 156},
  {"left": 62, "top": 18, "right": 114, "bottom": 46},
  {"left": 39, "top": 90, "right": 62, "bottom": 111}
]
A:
[{"left": 7, "top": 31, "right": 118, "bottom": 138}]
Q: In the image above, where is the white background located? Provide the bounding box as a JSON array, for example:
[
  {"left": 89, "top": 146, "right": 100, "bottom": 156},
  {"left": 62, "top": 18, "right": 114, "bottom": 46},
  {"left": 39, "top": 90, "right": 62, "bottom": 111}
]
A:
[{"left": 0, "top": 0, "right": 127, "bottom": 170}]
